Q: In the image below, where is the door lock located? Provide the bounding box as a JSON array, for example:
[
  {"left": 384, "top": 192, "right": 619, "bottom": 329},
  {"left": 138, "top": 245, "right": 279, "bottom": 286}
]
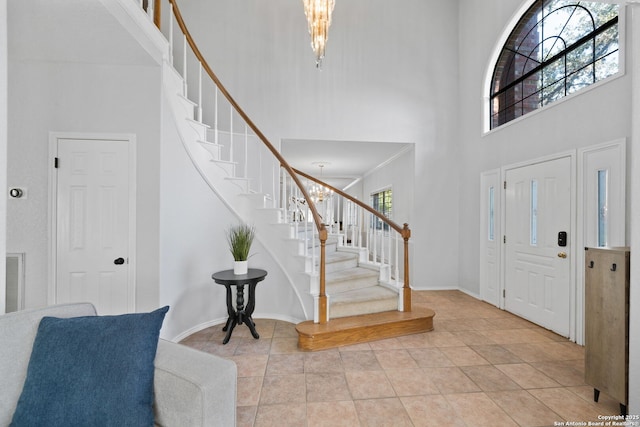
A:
[
  {"left": 557, "top": 252, "right": 567, "bottom": 259},
  {"left": 114, "top": 257, "right": 125, "bottom": 265}
]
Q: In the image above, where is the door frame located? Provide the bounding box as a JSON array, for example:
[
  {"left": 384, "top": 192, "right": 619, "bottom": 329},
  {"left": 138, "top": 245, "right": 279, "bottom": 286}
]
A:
[
  {"left": 500, "top": 150, "right": 577, "bottom": 340},
  {"left": 48, "top": 132, "right": 137, "bottom": 310}
]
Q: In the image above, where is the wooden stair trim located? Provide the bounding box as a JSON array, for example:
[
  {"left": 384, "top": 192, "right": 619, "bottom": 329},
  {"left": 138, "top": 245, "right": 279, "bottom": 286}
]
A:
[{"left": 296, "top": 307, "right": 435, "bottom": 351}]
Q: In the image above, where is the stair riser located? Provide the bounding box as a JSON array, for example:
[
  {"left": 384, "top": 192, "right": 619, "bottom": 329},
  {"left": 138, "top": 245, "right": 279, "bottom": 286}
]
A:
[
  {"left": 324, "top": 258, "right": 358, "bottom": 274},
  {"left": 330, "top": 298, "right": 398, "bottom": 319},
  {"left": 326, "top": 275, "right": 379, "bottom": 294}
]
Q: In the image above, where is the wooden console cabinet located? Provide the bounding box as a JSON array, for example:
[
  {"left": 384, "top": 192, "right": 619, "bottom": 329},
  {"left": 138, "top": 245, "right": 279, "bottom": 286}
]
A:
[{"left": 584, "top": 247, "right": 629, "bottom": 415}]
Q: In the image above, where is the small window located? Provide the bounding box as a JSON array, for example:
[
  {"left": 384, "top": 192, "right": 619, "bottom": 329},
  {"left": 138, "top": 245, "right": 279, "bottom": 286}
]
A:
[
  {"left": 490, "top": 1, "right": 619, "bottom": 129},
  {"left": 371, "top": 188, "right": 392, "bottom": 231},
  {"left": 531, "top": 180, "right": 538, "bottom": 246},
  {"left": 488, "top": 186, "right": 495, "bottom": 241},
  {"left": 597, "top": 169, "right": 608, "bottom": 247}
]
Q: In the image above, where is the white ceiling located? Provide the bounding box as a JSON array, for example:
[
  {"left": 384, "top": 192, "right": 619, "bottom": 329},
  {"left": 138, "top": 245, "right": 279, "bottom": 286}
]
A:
[{"left": 281, "top": 139, "right": 413, "bottom": 190}]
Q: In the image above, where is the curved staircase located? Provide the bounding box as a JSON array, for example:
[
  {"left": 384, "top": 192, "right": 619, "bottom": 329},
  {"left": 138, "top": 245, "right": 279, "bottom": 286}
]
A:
[{"left": 126, "top": 0, "right": 435, "bottom": 350}]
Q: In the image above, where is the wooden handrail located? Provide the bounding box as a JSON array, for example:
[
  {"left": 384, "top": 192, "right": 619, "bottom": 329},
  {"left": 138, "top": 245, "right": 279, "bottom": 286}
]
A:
[
  {"left": 164, "top": 0, "right": 329, "bottom": 322},
  {"left": 294, "top": 168, "right": 412, "bottom": 311}
]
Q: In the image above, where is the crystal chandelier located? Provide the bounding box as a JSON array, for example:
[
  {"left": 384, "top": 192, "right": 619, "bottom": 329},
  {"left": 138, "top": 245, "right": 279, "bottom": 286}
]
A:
[
  {"left": 302, "top": 0, "right": 335, "bottom": 68},
  {"left": 309, "top": 164, "right": 333, "bottom": 203}
]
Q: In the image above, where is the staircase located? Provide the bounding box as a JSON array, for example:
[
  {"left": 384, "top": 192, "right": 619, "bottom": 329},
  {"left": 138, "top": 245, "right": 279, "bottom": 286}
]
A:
[{"left": 130, "top": 0, "right": 434, "bottom": 350}]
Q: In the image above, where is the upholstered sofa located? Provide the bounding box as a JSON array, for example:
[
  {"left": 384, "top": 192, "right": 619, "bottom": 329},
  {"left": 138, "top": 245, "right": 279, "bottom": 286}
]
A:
[{"left": 0, "top": 303, "right": 237, "bottom": 427}]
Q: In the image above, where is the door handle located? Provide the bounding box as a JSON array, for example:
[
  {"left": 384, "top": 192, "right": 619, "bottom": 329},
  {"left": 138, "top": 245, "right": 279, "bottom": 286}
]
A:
[
  {"left": 557, "top": 252, "right": 567, "bottom": 259},
  {"left": 114, "top": 257, "right": 125, "bottom": 265}
]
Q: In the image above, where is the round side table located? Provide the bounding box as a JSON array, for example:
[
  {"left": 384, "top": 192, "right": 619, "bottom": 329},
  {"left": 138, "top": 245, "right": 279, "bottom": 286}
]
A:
[{"left": 211, "top": 268, "right": 267, "bottom": 344}]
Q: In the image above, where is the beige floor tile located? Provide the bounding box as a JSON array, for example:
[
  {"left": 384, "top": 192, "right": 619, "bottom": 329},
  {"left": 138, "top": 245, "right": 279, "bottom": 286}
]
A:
[
  {"left": 269, "top": 337, "right": 299, "bottom": 354},
  {"left": 234, "top": 337, "right": 273, "bottom": 355},
  {"left": 397, "top": 332, "right": 433, "bottom": 348},
  {"left": 531, "top": 361, "right": 586, "bottom": 386},
  {"left": 307, "top": 401, "right": 360, "bottom": 427},
  {"left": 181, "top": 290, "right": 599, "bottom": 427},
  {"left": 374, "top": 349, "right": 419, "bottom": 370},
  {"left": 401, "top": 395, "right": 466, "bottom": 427},
  {"left": 265, "top": 353, "right": 304, "bottom": 376},
  {"left": 237, "top": 405, "right": 257, "bottom": 427},
  {"left": 427, "top": 331, "right": 467, "bottom": 347},
  {"left": 339, "top": 350, "right": 382, "bottom": 371},
  {"left": 480, "top": 328, "right": 553, "bottom": 344},
  {"left": 528, "top": 387, "right": 605, "bottom": 422},
  {"left": 385, "top": 368, "right": 440, "bottom": 396},
  {"left": 304, "top": 350, "right": 344, "bottom": 373},
  {"left": 470, "top": 344, "right": 523, "bottom": 364},
  {"left": 496, "top": 363, "right": 561, "bottom": 389},
  {"left": 487, "top": 390, "right": 563, "bottom": 426},
  {"left": 425, "top": 367, "right": 481, "bottom": 394},
  {"left": 461, "top": 365, "right": 521, "bottom": 391},
  {"left": 408, "top": 347, "right": 455, "bottom": 367},
  {"left": 354, "top": 397, "right": 414, "bottom": 427},
  {"left": 503, "top": 342, "right": 559, "bottom": 362},
  {"left": 237, "top": 376, "right": 264, "bottom": 406},
  {"left": 451, "top": 330, "right": 497, "bottom": 345},
  {"left": 368, "top": 336, "right": 404, "bottom": 350},
  {"left": 440, "top": 346, "right": 490, "bottom": 366},
  {"left": 345, "top": 370, "right": 396, "bottom": 399},
  {"left": 254, "top": 402, "right": 307, "bottom": 427},
  {"left": 253, "top": 319, "right": 276, "bottom": 339},
  {"left": 446, "top": 392, "right": 519, "bottom": 426},
  {"left": 305, "top": 373, "right": 351, "bottom": 402},
  {"left": 229, "top": 354, "right": 269, "bottom": 377},
  {"left": 259, "top": 374, "right": 306, "bottom": 405},
  {"left": 273, "top": 320, "right": 299, "bottom": 338}
]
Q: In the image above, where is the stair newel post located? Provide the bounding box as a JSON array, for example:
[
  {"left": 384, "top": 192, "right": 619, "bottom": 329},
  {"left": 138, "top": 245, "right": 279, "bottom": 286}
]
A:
[
  {"left": 318, "top": 226, "right": 329, "bottom": 324},
  {"left": 402, "top": 223, "right": 411, "bottom": 311}
]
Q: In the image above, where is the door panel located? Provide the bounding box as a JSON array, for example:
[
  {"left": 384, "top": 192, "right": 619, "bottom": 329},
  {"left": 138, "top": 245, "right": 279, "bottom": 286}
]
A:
[
  {"left": 505, "top": 157, "right": 571, "bottom": 336},
  {"left": 56, "top": 138, "right": 131, "bottom": 315}
]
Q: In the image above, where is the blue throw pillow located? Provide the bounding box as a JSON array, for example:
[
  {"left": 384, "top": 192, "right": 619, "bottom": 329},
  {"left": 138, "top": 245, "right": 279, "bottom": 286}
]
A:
[{"left": 10, "top": 306, "right": 169, "bottom": 427}]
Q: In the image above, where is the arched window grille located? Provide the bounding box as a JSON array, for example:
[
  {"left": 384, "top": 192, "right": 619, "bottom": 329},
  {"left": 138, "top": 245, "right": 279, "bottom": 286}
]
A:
[{"left": 490, "top": 1, "right": 619, "bottom": 129}]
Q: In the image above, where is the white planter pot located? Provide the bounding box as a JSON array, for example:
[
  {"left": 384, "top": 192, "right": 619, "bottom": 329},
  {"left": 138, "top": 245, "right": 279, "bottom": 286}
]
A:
[{"left": 233, "top": 260, "right": 248, "bottom": 275}]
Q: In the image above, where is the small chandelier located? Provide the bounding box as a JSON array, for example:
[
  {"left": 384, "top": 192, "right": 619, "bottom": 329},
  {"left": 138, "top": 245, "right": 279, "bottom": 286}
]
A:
[
  {"left": 302, "top": 0, "right": 335, "bottom": 68},
  {"left": 309, "top": 164, "right": 333, "bottom": 203}
]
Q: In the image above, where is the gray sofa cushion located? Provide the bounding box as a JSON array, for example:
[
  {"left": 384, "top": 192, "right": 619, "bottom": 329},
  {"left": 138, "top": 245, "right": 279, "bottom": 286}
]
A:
[{"left": 0, "top": 303, "right": 97, "bottom": 427}]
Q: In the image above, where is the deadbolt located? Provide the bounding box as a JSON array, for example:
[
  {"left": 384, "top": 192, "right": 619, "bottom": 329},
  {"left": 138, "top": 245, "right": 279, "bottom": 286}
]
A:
[
  {"left": 114, "top": 257, "right": 125, "bottom": 265},
  {"left": 557, "top": 252, "right": 567, "bottom": 259}
]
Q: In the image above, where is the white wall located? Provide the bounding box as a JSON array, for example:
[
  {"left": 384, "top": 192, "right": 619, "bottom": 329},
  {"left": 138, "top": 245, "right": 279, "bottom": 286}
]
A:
[
  {"left": 457, "top": 0, "right": 632, "bottom": 295},
  {"left": 177, "top": 0, "right": 461, "bottom": 290},
  {"left": 0, "top": 0, "right": 7, "bottom": 314},
  {"left": 6, "top": 59, "right": 162, "bottom": 311},
  {"left": 158, "top": 94, "right": 306, "bottom": 340}
]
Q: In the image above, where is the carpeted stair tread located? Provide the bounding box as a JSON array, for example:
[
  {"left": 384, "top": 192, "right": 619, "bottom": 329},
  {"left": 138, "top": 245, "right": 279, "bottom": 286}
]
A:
[{"left": 330, "top": 285, "right": 397, "bottom": 304}]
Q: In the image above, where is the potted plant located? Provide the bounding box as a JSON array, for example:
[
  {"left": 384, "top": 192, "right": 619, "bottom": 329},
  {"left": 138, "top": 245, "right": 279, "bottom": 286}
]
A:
[{"left": 225, "top": 224, "right": 255, "bottom": 275}]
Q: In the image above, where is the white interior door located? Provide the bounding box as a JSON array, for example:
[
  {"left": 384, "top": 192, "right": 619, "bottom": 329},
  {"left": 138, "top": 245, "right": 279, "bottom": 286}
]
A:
[
  {"left": 55, "top": 138, "right": 133, "bottom": 315},
  {"left": 504, "top": 156, "right": 572, "bottom": 336},
  {"left": 480, "top": 169, "right": 501, "bottom": 307}
]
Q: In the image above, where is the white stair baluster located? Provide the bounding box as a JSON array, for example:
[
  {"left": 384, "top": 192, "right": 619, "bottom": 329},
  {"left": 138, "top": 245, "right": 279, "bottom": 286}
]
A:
[
  {"left": 229, "top": 106, "right": 233, "bottom": 164},
  {"left": 169, "top": 8, "right": 174, "bottom": 65},
  {"left": 197, "top": 63, "right": 203, "bottom": 122},
  {"left": 182, "top": 36, "right": 187, "bottom": 95},
  {"left": 214, "top": 88, "right": 218, "bottom": 145}
]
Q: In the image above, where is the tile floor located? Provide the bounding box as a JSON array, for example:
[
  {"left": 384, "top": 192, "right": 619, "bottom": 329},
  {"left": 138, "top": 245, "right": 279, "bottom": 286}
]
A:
[{"left": 180, "top": 290, "right": 623, "bottom": 426}]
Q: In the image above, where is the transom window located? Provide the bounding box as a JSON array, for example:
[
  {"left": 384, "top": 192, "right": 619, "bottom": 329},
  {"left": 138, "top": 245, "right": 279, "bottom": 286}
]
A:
[{"left": 490, "top": 1, "right": 619, "bottom": 129}]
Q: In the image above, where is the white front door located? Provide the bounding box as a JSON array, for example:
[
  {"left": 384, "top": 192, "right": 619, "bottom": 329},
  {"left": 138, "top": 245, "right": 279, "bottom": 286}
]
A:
[
  {"left": 54, "top": 137, "right": 134, "bottom": 315},
  {"left": 504, "top": 156, "right": 572, "bottom": 336}
]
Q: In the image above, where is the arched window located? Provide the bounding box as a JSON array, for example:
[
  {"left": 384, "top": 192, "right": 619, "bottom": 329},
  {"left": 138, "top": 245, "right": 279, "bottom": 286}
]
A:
[{"left": 490, "top": 1, "right": 619, "bottom": 129}]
